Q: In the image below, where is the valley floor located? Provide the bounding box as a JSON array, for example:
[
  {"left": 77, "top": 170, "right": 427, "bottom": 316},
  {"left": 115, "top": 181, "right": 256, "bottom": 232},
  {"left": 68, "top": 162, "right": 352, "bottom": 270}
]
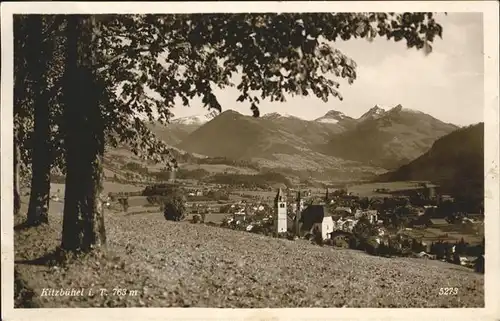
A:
[{"left": 14, "top": 203, "right": 484, "bottom": 308}]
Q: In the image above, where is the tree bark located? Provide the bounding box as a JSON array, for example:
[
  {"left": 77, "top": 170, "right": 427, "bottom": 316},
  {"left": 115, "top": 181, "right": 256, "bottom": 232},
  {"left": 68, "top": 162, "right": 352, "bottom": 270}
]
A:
[
  {"left": 25, "top": 15, "right": 51, "bottom": 225},
  {"left": 61, "top": 15, "right": 106, "bottom": 252},
  {"left": 14, "top": 135, "right": 21, "bottom": 216}
]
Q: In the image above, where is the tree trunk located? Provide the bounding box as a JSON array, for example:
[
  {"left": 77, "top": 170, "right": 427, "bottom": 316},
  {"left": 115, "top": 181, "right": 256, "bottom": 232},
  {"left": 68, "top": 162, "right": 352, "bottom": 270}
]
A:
[
  {"left": 61, "top": 15, "right": 106, "bottom": 253},
  {"left": 14, "top": 135, "right": 21, "bottom": 216},
  {"left": 25, "top": 15, "right": 51, "bottom": 226}
]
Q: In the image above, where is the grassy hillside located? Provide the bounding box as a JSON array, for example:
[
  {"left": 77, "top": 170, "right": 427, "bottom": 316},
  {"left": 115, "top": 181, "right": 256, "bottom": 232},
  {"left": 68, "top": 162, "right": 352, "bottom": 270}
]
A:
[
  {"left": 322, "top": 105, "right": 458, "bottom": 169},
  {"left": 379, "top": 123, "right": 484, "bottom": 208},
  {"left": 15, "top": 208, "right": 483, "bottom": 308}
]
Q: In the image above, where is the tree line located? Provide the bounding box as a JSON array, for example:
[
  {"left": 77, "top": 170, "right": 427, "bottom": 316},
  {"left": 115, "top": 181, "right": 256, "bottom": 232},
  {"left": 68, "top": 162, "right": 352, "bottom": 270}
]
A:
[{"left": 14, "top": 12, "right": 444, "bottom": 255}]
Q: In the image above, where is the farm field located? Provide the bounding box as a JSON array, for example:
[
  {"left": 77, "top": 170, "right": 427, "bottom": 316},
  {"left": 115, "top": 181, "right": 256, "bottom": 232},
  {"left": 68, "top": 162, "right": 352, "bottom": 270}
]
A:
[
  {"left": 229, "top": 190, "right": 277, "bottom": 200},
  {"left": 404, "top": 223, "right": 484, "bottom": 245},
  {"left": 347, "top": 181, "right": 428, "bottom": 197},
  {"left": 181, "top": 163, "right": 259, "bottom": 175},
  {"left": 49, "top": 181, "right": 144, "bottom": 196}
]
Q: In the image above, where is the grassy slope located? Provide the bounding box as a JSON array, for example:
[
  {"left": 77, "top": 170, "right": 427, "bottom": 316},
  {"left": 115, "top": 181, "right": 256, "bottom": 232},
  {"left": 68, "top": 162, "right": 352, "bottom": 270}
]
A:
[{"left": 15, "top": 203, "right": 483, "bottom": 308}]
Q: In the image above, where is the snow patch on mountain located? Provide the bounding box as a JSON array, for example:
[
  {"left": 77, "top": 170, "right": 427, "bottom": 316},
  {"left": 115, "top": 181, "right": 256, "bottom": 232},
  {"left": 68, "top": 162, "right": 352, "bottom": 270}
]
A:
[
  {"left": 358, "top": 105, "right": 387, "bottom": 122},
  {"left": 317, "top": 118, "right": 339, "bottom": 124},
  {"left": 171, "top": 110, "right": 220, "bottom": 125},
  {"left": 262, "top": 112, "right": 300, "bottom": 120},
  {"left": 314, "top": 110, "right": 351, "bottom": 124},
  {"left": 401, "top": 107, "right": 424, "bottom": 114}
]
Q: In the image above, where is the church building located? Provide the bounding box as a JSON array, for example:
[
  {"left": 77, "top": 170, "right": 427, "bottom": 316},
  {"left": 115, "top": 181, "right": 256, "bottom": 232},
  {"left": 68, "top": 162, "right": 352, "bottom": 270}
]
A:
[{"left": 292, "top": 189, "right": 335, "bottom": 240}]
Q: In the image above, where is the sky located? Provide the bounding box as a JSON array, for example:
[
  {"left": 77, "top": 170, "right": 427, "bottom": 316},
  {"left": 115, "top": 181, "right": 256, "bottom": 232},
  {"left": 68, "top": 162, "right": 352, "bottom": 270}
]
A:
[{"left": 169, "top": 12, "right": 484, "bottom": 126}]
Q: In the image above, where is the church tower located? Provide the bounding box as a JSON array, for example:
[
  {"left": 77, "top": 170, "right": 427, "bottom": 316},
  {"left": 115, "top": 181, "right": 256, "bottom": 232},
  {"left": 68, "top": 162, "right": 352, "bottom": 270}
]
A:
[
  {"left": 274, "top": 188, "right": 287, "bottom": 234},
  {"left": 325, "top": 188, "right": 329, "bottom": 204},
  {"left": 295, "top": 190, "right": 305, "bottom": 236}
]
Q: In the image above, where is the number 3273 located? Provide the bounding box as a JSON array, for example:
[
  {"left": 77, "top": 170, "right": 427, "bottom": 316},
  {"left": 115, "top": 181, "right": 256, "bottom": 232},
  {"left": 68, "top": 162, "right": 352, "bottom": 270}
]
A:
[{"left": 439, "top": 287, "right": 458, "bottom": 295}]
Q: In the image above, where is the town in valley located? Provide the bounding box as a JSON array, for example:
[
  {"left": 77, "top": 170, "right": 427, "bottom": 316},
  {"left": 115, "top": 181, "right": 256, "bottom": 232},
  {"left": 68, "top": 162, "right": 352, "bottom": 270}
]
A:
[{"left": 9, "top": 10, "right": 488, "bottom": 309}]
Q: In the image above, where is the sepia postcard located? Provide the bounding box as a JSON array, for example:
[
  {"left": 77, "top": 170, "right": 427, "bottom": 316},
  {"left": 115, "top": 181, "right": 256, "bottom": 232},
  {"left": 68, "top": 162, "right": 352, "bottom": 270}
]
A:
[{"left": 1, "top": 1, "right": 499, "bottom": 321}]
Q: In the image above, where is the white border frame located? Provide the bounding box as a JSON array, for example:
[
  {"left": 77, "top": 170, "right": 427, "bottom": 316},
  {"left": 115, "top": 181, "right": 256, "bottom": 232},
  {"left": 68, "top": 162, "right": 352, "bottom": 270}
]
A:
[{"left": 1, "top": 2, "right": 499, "bottom": 321}]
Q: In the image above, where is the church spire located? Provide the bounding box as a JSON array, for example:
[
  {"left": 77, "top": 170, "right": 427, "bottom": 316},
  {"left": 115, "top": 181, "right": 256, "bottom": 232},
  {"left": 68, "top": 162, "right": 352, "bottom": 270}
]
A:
[
  {"left": 325, "top": 188, "right": 329, "bottom": 203},
  {"left": 275, "top": 187, "right": 285, "bottom": 204}
]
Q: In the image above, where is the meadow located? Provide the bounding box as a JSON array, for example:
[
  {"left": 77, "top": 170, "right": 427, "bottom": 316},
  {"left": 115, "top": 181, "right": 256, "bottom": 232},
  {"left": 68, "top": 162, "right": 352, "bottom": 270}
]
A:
[{"left": 15, "top": 203, "right": 484, "bottom": 308}]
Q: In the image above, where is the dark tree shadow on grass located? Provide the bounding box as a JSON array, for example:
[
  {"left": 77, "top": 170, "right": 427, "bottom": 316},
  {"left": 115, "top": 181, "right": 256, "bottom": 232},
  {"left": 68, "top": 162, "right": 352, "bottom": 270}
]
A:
[
  {"left": 14, "top": 220, "right": 49, "bottom": 231},
  {"left": 15, "top": 249, "right": 65, "bottom": 267},
  {"left": 14, "top": 221, "right": 33, "bottom": 231},
  {"left": 15, "top": 246, "right": 110, "bottom": 268}
]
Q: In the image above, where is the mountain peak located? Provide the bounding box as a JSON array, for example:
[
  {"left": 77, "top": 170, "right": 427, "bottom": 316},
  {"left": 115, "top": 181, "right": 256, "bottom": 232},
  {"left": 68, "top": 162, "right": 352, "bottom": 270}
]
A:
[
  {"left": 262, "top": 112, "right": 301, "bottom": 120},
  {"left": 371, "top": 105, "right": 386, "bottom": 113},
  {"left": 220, "top": 109, "right": 241, "bottom": 116},
  {"left": 315, "top": 110, "right": 352, "bottom": 124},
  {"left": 262, "top": 112, "right": 283, "bottom": 120},
  {"left": 389, "top": 104, "right": 403, "bottom": 113},
  {"left": 358, "top": 105, "right": 386, "bottom": 122},
  {"left": 324, "top": 110, "right": 345, "bottom": 118},
  {"left": 386, "top": 104, "right": 427, "bottom": 115}
]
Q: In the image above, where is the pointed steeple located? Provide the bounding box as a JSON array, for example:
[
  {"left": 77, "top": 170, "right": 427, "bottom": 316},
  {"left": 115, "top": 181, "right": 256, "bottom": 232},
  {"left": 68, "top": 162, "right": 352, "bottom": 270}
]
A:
[
  {"left": 275, "top": 188, "right": 285, "bottom": 203},
  {"left": 325, "top": 188, "right": 329, "bottom": 202}
]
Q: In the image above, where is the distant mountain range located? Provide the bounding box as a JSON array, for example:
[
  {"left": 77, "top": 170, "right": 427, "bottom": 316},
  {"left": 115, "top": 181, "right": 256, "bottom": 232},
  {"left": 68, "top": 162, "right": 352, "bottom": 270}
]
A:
[
  {"left": 319, "top": 104, "right": 458, "bottom": 169},
  {"left": 176, "top": 109, "right": 352, "bottom": 172},
  {"left": 379, "top": 123, "right": 484, "bottom": 207},
  {"left": 144, "top": 105, "right": 453, "bottom": 178},
  {"left": 109, "top": 104, "right": 482, "bottom": 190}
]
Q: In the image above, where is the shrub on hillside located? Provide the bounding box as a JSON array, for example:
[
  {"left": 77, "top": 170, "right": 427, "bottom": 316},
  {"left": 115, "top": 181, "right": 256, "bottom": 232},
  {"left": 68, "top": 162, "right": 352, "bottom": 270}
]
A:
[
  {"left": 142, "top": 183, "right": 180, "bottom": 197},
  {"left": 146, "top": 195, "right": 169, "bottom": 205},
  {"left": 205, "top": 189, "right": 230, "bottom": 201},
  {"left": 122, "top": 161, "right": 149, "bottom": 175},
  {"left": 163, "top": 195, "right": 187, "bottom": 221},
  {"left": 331, "top": 235, "right": 350, "bottom": 248},
  {"left": 117, "top": 197, "right": 129, "bottom": 212},
  {"left": 363, "top": 237, "right": 381, "bottom": 255}
]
